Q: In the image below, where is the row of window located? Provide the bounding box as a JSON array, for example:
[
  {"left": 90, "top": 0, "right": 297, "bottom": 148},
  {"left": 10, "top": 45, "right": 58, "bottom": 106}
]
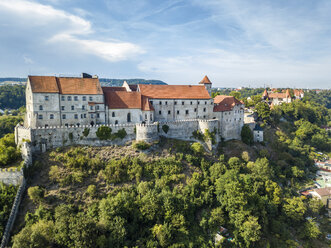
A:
[
  {"left": 224, "top": 110, "right": 244, "bottom": 115},
  {"left": 225, "top": 118, "right": 242, "bottom": 122},
  {"left": 38, "top": 113, "right": 100, "bottom": 120},
  {"left": 44, "top": 95, "right": 94, "bottom": 101},
  {"left": 157, "top": 108, "right": 206, "bottom": 115},
  {"left": 151, "top": 100, "right": 212, "bottom": 106},
  {"left": 39, "top": 105, "right": 100, "bottom": 111}
]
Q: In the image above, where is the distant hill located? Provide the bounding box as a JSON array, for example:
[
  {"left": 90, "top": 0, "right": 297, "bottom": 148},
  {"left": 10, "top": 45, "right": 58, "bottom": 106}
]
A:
[{"left": 0, "top": 78, "right": 167, "bottom": 86}]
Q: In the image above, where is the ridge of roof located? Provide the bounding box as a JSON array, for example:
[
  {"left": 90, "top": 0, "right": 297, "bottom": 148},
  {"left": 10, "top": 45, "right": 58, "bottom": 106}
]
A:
[
  {"left": 213, "top": 95, "right": 243, "bottom": 112},
  {"left": 138, "top": 84, "right": 211, "bottom": 99}
]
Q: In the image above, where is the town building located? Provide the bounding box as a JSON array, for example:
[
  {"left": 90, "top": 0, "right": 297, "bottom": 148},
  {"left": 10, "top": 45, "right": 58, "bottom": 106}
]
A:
[
  {"left": 213, "top": 95, "right": 245, "bottom": 140},
  {"left": 262, "top": 89, "right": 292, "bottom": 106},
  {"left": 253, "top": 124, "right": 263, "bottom": 142}
]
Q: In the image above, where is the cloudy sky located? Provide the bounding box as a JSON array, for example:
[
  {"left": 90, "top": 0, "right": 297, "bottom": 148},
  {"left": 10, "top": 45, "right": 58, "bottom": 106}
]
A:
[{"left": 0, "top": 0, "right": 330, "bottom": 88}]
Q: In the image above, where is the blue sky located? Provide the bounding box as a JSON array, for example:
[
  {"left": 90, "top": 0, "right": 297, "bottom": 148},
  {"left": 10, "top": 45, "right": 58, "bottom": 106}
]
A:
[{"left": 0, "top": 0, "right": 330, "bottom": 88}]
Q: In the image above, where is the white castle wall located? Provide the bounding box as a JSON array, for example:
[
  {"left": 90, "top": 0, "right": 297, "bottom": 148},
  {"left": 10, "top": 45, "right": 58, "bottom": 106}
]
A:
[{"left": 136, "top": 123, "right": 159, "bottom": 142}]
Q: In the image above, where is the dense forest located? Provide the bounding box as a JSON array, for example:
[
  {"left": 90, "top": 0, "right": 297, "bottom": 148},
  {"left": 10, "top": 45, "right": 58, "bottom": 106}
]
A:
[
  {"left": 0, "top": 85, "right": 25, "bottom": 110},
  {"left": 10, "top": 95, "right": 331, "bottom": 248}
]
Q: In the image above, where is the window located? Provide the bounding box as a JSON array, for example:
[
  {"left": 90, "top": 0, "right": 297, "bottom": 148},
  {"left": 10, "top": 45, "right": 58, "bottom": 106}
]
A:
[
  {"left": 159, "top": 101, "right": 162, "bottom": 105},
  {"left": 71, "top": 106, "right": 74, "bottom": 110},
  {"left": 159, "top": 110, "right": 162, "bottom": 115},
  {"left": 74, "top": 96, "right": 78, "bottom": 101},
  {"left": 65, "top": 124, "right": 68, "bottom": 127},
  {"left": 61, "top": 106, "right": 65, "bottom": 111},
  {"left": 165, "top": 101, "right": 168, "bottom": 105},
  {"left": 96, "top": 105, "right": 99, "bottom": 110},
  {"left": 97, "top": 113, "right": 100, "bottom": 118},
  {"left": 150, "top": 101, "right": 153, "bottom": 105},
  {"left": 91, "top": 114, "right": 94, "bottom": 119},
  {"left": 84, "top": 114, "right": 87, "bottom": 118},
  {"left": 127, "top": 113, "right": 131, "bottom": 122},
  {"left": 90, "top": 106, "right": 93, "bottom": 110},
  {"left": 150, "top": 114, "right": 153, "bottom": 121},
  {"left": 182, "top": 101, "right": 184, "bottom": 105},
  {"left": 115, "top": 120, "right": 118, "bottom": 124},
  {"left": 198, "top": 101, "right": 200, "bottom": 105},
  {"left": 61, "top": 96, "right": 65, "bottom": 101},
  {"left": 168, "top": 110, "right": 171, "bottom": 115},
  {"left": 62, "top": 114, "right": 66, "bottom": 119},
  {"left": 112, "top": 112, "right": 115, "bottom": 117},
  {"left": 177, "top": 110, "right": 179, "bottom": 115},
  {"left": 38, "top": 114, "right": 43, "bottom": 119},
  {"left": 45, "top": 96, "right": 49, "bottom": 101},
  {"left": 45, "top": 124, "right": 48, "bottom": 128},
  {"left": 203, "top": 108, "right": 206, "bottom": 112},
  {"left": 81, "top": 114, "right": 83, "bottom": 118},
  {"left": 205, "top": 101, "right": 207, "bottom": 105},
  {"left": 145, "top": 114, "right": 147, "bottom": 120},
  {"left": 67, "top": 96, "right": 72, "bottom": 101},
  {"left": 89, "top": 96, "right": 93, "bottom": 101},
  {"left": 82, "top": 96, "right": 86, "bottom": 101},
  {"left": 185, "top": 110, "right": 189, "bottom": 115},
  {"left": 74, "top": 114, "right": 78, "bottom": 119},
  {"left": 39, "top": 105, "right": 43, "bottom": 110},
  {"left": 190, "top": 101, "right": 192, "bottom": 105},
  {"left": 82, "top": 105, "right": 85, "bottom": 110},
  {"left": 50, "top": 114, "right": 54, "bottom": 119},
  {"left": 174, "top": 101, "right": 177, "bottom": 105},
  {"left": 194, "top": 108, "right": 197, "bottom": 112}
]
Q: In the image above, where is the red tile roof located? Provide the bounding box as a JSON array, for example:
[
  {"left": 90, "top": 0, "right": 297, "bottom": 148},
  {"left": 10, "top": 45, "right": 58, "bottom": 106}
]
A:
[
  {"left": 294, "top": 89, "right": 304, "bottom": 96},
  {"left": 262, "top": 89, "right": 268, "bottom": 97},
  {"left": 29, "top": 76, "right": 103, "bottom": 95},
  {"left": 102, "top": 86, "right": 126, "bottom": 92},
  {"left": 199, "top": 75, "right": 212, "bottom": 84},
  {"left": 57, "top": 77, "right": 102, "bottom": 95},
  {"left": 268, "top": 92, "right": 290, "bottom": 99},
  {"left": 213, "top": 95, "right": 244, "bottom": 112},
  {"left": 138, "top": 84, "right": 211, "bottom": 99},
  {"left": 104, "top": 91, "right": 154, "bottom": 111},
  {"left": 28, "top": 76, "right": 59, "bottom": 93},
  {"left": 313, "top": 187, "right": 331, "bottom": 197}
]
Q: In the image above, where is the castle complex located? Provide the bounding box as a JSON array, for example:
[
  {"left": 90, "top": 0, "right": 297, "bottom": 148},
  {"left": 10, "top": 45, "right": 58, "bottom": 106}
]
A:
[{"left": 16, "top": 74, "right": 244, "bottom": 151}]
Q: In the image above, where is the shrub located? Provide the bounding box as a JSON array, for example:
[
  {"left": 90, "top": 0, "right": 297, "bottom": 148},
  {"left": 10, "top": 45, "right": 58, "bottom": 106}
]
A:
[
  {"left": 113, "top": 128, "right": 127, "bottom": 140},
  {"left": 83, "top": 128, "right": 90, "bottom": 137},
  {"left": 96, "top": 126, "right": 112, "bottom": 140},
  {"left": 28, "top": 186, "right": 45, "bottom": 203},
  {"left": 192, "top": 130, "right": 204, "bottom": 141},
  {"left": 133, "top": 141, "right": 151, "bottom": 150},
  {"left": 204, "top": 129, "right": 216, "bottom": 144},
  {"left": 191, "top": 142, "right": 204, "bottom": 155},
  {"left": 162, "top": 125, "right": 169, "bottom": 134}
]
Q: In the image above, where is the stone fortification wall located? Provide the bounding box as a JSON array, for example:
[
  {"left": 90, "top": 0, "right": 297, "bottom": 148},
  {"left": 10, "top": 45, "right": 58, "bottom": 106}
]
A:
[
  {"left": 0, "top": 142, "right": 32, "bottom": 248},
  {"left": 0, "top": 168, "right": 23, "bottom": 186},
  {"left": 159, "top": 119, "right": 199, "bottom": 141},
  {"left": 136, "top": 123, "right": 159, "bottom": 142}
]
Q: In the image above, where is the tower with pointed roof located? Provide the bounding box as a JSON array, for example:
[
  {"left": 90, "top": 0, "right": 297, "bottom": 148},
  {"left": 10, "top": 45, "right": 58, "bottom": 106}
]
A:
[
  {"left": 262, "top": 89, "right": 268, "bottom": 100},
  {"left": 199, "top": 75, "right": 212, "bottom": 96}
]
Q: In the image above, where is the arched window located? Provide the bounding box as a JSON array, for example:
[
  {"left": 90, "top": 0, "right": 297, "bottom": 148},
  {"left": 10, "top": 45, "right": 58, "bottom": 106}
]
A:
[{"left": 127, "top": 113, "right": 131, "bottom": 122}]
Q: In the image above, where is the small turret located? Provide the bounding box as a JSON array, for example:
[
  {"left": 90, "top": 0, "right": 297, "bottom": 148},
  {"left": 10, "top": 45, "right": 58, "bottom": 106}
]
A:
[
  {"left": 285, "top": 89, "right": 291, "bottom": 98},
  {"left": 199, "top": 75, "right": 212, "bottom": 96},
  {"left": 262, "top": 89, "right": 268, "bottom": 100}
]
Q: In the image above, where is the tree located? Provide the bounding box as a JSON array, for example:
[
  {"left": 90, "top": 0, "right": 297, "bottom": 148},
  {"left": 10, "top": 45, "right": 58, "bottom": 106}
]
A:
[
  {"left": 241, "top": 216, "right": 261, "bottom": 247},
  {"left": 255, "top": 102, "right": 271, "bottom": 122},
  {"left": 302, "top": 219, "right": 321, "bottom": 239},
  {"left": 241, "top": 125, "right": 253, "bottom": 145},
  {"left": 229, "top": 91, "right": 241, "bottom": 100},
  {"left": 283, "top": 197, "right": 307, "bottom": 222},
  {"left": 28, "top": 186, "right": 45, "bottom": 203}
]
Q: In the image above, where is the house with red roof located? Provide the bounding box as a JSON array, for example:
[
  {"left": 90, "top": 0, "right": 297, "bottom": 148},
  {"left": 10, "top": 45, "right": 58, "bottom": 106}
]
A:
[{"left": 262, "top": 88, "right": 292, "bottom": 106}]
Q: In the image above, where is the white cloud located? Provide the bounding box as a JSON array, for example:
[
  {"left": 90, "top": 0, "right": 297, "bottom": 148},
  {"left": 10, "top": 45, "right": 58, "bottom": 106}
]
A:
[{"left": 0, "top": 0, "right": 143, "bottom": 61}]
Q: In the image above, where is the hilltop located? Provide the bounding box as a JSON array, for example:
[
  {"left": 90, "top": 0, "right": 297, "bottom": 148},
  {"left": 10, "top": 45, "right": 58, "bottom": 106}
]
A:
[{"left": 10, "top": 134, "right": 330, "bottom": 247}]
